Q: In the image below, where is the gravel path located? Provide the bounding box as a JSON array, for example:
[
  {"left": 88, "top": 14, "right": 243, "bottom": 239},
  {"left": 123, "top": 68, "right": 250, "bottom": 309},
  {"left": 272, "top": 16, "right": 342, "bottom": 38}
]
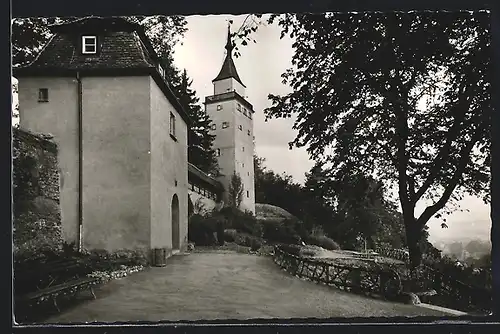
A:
[{"left": 44, "top": 252, "right": 449, "bottom": 323}]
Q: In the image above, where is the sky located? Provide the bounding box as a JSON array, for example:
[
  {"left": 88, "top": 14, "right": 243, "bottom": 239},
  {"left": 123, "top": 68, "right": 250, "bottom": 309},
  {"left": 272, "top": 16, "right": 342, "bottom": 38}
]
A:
[{"left": 172, "top": 14, "right": 492, "bottom": 244}]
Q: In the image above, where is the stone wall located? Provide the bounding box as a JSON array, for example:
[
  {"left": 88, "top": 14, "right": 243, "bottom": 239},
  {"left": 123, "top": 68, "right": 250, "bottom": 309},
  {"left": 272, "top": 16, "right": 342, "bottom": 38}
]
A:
[{"left": 12, "top": 128, "right": 62, "bottom": 260}]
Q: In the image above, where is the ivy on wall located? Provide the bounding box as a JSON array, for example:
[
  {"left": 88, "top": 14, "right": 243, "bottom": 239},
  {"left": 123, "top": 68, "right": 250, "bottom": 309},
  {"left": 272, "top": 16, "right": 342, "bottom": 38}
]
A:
[{"left": 13, "top": 128, "right": 63, "bottom": 261}]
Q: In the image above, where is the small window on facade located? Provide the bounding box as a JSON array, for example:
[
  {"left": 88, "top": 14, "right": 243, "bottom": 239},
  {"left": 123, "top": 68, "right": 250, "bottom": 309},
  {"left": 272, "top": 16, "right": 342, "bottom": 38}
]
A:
[
  {"left": 242, "top": 163, "right": 245, "bottom": 168},
  {"left": 249, "top": 112, "right": 253, "bottom": 120},
  {"left": 242, "top": 147, "right": 245, "bottom": 152},
  {"left": 217, "top": 104, "right": 223, "bottom": 111},
  {"left": 211, "top": 124, "right": 216, "bottom": 130},
  {"left": 237, "top": 103, "right": 241, "bottom": 111},
  {"left": 216, "top": 148, "right": 221, "bottom": 157},
  {"left": 170, "top": 112, "right": 176, "bottom": 138},
  {"left": 238, "top": 125, "right": 242, "bottom": 131},
  {"left": 38, "top": 88, "right": 49, "bottom": 102},
  {"left": 247, "top": 190, "right": 249, "bottom": 198},
  {"left": 222, "top": 122, "right": 229, "bottom": 129},
  {"left": 243, "top": 108, "right": 247, "bottom": 116},
  {"left": 247, "top": 130, "right": 251, "bottom": 136},
  {"left": 82, "top": 36, "right": 97, "bottom": 54},
  {"left": 248, "top": 172, "right": 250, "bottom": 176}
]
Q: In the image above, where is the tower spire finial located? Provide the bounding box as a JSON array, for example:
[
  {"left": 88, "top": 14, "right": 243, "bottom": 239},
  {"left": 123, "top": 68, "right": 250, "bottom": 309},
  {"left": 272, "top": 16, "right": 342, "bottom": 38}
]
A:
[
  {"left": 225, "top": 24, "right": 233, "bottom": 53},
  {"left": 212, "top": 22, "right": 245, "bottom": 87}
]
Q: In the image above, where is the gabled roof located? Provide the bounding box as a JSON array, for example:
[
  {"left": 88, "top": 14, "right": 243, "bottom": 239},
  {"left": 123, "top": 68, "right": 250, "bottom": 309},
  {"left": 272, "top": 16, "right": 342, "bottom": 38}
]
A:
[
  {"left": 212, "top": 26, "right": 245, "bottom": 88},
  {"left": 19, "top": 31, "right": 156, "bottom": 71},
  {"left": 13, "top": 16, "right": 191, "bottom": 125}
]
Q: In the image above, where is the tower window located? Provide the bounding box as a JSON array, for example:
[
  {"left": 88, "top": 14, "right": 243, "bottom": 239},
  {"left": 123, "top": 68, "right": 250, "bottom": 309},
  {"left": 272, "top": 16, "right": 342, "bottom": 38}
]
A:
[
  {"left": 217, "top": 104, "right": 223, "bottom": 111},
  {"left": 170, "top": 112, "right": 176, "bottom": 138},
  {"left": 242, "top": 147, "right": 245, "bottom": 152},
  {"left": 211, "top": 124, "right": 216, "bottom": 130},
  {"left": 216, "top": 149, "right": 221, "bottom": 157},
  {"left": 242, "top": 163, "right": 245, "bottom": 168},
  {"left": 82, "top": 36, "right": 97, "bottom": 54},
  {"left": 222, "top": 122, "right": 229, "bottom": 129},
  {"left": 243, "top": 108, "right": 247, "bottom": 116},
  {"left": 238, "top": 125, "right": 242, "bottom": 131},
  {"left": 246, "top": 190, "right": 249, "bottom": 198},
  {"left": 247, "top": 130, "right": 251, "bottom": 136},
  {"left": 38, "top": 88, "right": 49, "bottom": 102},
  {"left": 237, "top": 103, "right": 241, "bottom": 111}
]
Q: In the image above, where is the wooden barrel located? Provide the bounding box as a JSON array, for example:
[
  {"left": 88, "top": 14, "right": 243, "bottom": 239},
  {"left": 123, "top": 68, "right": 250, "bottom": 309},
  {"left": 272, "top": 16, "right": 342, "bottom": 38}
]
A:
[{"left": 152, "top": 248, "right": 167, "bottom": 267}]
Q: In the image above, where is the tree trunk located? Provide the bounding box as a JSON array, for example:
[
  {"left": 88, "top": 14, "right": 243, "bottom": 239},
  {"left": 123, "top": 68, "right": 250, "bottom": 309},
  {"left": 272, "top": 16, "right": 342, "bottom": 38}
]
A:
[{"left": 403, "top": 213, "right": 422, "bottom": 268}]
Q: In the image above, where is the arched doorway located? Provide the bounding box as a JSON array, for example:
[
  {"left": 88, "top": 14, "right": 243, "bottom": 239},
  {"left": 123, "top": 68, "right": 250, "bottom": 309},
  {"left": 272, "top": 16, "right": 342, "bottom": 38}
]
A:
[{"left": 171, "top": 194, "right": 180, "bottom": 251}]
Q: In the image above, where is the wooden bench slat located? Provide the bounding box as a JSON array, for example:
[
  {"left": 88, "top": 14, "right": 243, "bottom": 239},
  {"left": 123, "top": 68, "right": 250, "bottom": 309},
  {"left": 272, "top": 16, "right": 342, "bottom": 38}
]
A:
[
  {"left": 15, "top": 257, "right": 99, "bottom": 306},
  {"left": 19, "top": 277, "right": 101, "bottom": 301}
]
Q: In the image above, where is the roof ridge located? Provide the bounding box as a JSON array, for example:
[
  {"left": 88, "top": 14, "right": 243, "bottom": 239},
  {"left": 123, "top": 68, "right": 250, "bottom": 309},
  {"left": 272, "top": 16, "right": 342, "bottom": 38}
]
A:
[
  {"left": 48, "top": 16, "right": 98, "bottom": 28},
  {"left": 133, "top": 31, "right": 155, "bottom": 67}
]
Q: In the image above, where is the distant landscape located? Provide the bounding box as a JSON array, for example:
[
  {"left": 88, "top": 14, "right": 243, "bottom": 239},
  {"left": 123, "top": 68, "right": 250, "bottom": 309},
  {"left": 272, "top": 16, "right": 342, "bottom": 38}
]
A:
[{"left": 432, "top": 236, "right": 491, "bottom": 265}]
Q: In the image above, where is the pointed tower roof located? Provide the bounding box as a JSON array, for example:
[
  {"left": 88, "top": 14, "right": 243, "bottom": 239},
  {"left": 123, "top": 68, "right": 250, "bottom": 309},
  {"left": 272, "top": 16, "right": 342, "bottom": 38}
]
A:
[{"left": 212, "top": 25, "right": 245, "bottom": 87}]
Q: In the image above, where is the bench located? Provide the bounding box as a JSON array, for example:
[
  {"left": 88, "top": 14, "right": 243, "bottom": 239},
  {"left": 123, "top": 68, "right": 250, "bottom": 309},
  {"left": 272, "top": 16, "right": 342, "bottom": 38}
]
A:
[{"left": 15, "top": 257, "right": 102, "bottom": 312}]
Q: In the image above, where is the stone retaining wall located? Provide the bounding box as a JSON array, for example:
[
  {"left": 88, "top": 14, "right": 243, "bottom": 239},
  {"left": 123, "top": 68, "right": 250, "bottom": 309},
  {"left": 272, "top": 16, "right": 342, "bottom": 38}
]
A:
[{"left": 13, "top": 128, "right": 62, "bottom": 260}]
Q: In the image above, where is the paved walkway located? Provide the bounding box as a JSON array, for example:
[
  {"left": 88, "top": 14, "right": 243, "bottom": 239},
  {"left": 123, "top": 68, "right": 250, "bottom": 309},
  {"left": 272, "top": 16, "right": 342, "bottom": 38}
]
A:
[{"left": 45, "top": 252, "right": 448, "bottom": 323}]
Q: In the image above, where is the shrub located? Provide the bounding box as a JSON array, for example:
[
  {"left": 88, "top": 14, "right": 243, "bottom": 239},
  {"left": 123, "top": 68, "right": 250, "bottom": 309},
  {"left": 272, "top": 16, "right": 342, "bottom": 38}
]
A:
[
  {"left": 261, "top": 221, "right": 301, "bottom": 244},
  {"left": 301, "top": 249, "right": 317, "bottom": 257},
  {"left": 224, "top": 229, "right": 237, "bottom": 242},
  {"left": 188, "top": 214, "right": 222, "bottom": 246},
  {"left": 78, "top": 248, "right": 149, "bottom": 271},
  {"left": 250, "top": 238, "right": 262, "bottom": 251},
  {"left": 307, "top": 234, "right": 341, "bottom": 250},
  {"left": 279, "top": 244, "right": 302, "bottom": 256},
  {"left": 220, "top": 207, "right": 262, "bottom": 237}
]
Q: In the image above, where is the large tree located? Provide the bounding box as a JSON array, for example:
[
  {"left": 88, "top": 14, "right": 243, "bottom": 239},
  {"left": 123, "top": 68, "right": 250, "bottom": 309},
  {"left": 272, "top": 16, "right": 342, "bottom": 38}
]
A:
[
  {"left": 303, "top": 161, "right": 407, "bottom": 250},
  {"left": 240, "top": 12, "right": 490, "bottom": 267},
  {"left": 227, "top": 172, "right": 244, "bottom": 208},
  {"left": 253, "top": 155, "right": 308, "bottom": 221},
  {"left": 177, "top": 69, "right": 219, "bottom": 175}
]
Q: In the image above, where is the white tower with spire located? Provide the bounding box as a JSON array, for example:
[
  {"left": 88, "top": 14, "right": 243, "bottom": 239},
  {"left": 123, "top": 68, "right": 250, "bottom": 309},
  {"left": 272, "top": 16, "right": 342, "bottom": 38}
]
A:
[{"left": 205, "top": 26, "right": 255, "bottom": 213}]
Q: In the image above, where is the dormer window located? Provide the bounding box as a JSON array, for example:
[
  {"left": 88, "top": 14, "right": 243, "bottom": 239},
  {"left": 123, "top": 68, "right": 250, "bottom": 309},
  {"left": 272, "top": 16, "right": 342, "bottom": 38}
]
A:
[{"left": 82, "top": 36, "right": 97, "bottom": 54}]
